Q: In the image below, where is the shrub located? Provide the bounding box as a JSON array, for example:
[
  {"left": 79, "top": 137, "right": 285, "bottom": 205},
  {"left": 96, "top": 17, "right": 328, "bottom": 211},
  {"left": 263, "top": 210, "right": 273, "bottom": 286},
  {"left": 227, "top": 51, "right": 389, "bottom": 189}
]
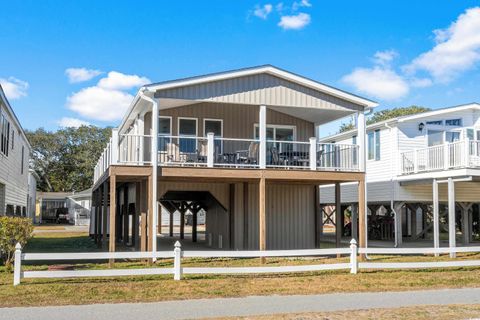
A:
[{"left": 0, "top": 217, "right": 33, "bottom": 270}]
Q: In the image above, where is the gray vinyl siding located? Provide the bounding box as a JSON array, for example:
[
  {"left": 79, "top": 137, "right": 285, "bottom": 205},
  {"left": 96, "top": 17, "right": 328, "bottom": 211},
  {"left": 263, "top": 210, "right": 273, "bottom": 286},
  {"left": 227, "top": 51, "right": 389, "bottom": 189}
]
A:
[
  {"left": 157, "top": 102, "right": 315, "bottom": 141},
  {"left": 156, "top": 180, "right": 316, "bottom": 250},
  {"left": 155, "top": 73, "right": 363, "bottom": 113},
  {"left": 0, "top": 98, "right": 30, "bottom": 215}
]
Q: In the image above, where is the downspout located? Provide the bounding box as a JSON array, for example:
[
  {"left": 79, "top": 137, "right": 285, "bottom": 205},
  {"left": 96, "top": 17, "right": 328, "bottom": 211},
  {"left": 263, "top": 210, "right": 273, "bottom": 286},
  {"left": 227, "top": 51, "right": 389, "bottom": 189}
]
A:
[{"left": 139, "top": 89, "right": 158, "bottom": 259}]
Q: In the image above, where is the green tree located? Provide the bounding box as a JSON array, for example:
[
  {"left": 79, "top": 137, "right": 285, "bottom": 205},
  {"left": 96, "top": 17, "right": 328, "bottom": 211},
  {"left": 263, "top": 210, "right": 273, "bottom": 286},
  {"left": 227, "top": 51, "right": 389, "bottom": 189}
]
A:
[
  {"left": 337, "top": 106, "right": 431, "bottom": 133},
  {"left": 26, "top": 126, "right": 112, "bottom": 192}
]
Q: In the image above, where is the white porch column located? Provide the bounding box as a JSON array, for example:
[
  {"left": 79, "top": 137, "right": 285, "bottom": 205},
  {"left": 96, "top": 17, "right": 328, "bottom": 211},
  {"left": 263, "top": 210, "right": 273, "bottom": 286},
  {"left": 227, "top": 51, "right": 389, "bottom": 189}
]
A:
[
  {"left": 111, "top": 128, "right": 119, "bottom": 165},
  {"left": 394, "top": 202, "right": 404, "bottom": 247},
  {"left": 259, "top": 105, "right": 267, "bottom": 169},
  {"left": 432, "top": 179, "right": 440, "bottom": 256},
  {"left": 448, "top": 177, "right": 456, "bottom": 258},
  {"left": 356, "top": 111, "right": 366, "bottom": 172},
  {"left": 207, "top": 132, "right": 214, "bottom": 167},
  {"left": 309, "top": 137, "right": 317, "bottom": 170}
]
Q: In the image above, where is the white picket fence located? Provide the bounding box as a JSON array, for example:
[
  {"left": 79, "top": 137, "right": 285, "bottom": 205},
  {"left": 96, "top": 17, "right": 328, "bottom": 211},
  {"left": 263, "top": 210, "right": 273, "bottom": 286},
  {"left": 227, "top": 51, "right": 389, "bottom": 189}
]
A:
[{"left": 13, "top": 240, "right": 480, "bottom": 285}]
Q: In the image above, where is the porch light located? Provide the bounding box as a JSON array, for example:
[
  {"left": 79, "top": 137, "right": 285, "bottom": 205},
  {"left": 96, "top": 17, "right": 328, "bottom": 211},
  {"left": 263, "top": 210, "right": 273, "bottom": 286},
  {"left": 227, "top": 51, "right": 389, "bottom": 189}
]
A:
[{"left": 418, "top": 122, "right": 425, "bottom": 132}]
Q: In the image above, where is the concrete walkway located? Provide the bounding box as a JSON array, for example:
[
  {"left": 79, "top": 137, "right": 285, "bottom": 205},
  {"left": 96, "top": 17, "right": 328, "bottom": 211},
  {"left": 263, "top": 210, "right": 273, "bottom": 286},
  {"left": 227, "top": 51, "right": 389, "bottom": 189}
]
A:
[{"left": 3, "top": 288, "right": 480, "bottom": 320}]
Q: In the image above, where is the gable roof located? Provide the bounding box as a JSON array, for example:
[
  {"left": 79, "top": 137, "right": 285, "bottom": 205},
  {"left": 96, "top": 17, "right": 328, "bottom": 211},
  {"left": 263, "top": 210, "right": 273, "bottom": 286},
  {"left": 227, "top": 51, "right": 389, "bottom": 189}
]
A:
[
  {"left": 320, "top": 102, "right": 480, "bottom": 142},
  {"left": 0, "top": 85, "right": 31, "bottom": 150},
  {"left": 146, "top": 65, "right": 378, "bottom": 108}
]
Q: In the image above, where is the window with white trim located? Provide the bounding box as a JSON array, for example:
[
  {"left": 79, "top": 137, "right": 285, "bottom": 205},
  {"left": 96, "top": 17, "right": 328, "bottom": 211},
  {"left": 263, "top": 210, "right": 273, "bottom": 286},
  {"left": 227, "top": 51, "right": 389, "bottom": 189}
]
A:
[
  {"left": 0, "top": 113, "right": 10, "bottom": 157},
  {"left": 445, "top": 118, "right": 462, "bottom": 126},
  {"left": 204, "top": 119, "right": 223, "bottom": 154},
  {"left": 158, "top": 116, "right": 171, "bottom": 152},
  {"left": 178, "top": 118, "right": 197, "bottom": 153},
  {"left": 367, "top": 130, "right": 380, "bottom": 160}
]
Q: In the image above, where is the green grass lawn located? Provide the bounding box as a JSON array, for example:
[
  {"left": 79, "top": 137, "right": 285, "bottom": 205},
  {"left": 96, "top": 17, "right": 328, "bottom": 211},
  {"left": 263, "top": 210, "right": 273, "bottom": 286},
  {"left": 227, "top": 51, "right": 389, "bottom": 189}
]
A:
[{"left": 2, "top": 229, "right": 480, "bottom": 308}]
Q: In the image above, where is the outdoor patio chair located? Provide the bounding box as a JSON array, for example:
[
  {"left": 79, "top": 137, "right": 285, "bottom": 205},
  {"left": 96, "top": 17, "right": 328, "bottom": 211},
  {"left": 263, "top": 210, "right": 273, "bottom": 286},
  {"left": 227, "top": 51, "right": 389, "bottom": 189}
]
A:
[
  {"left": 270, "top": 147, "right": 288, "bottom": 166},
  {"left": 237, "top": 142, "right": 259, "bottom": 164}
]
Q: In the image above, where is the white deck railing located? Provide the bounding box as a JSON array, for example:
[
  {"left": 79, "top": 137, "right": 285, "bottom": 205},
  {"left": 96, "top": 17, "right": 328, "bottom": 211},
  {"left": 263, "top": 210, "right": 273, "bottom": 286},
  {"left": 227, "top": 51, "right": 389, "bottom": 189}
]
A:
[
  {"left": 13, "top": 240, "right": 480, "bottom": 285},
  {"left": 93, "top": 133, "right": 360, "bottom": 184},
  {"left": 400, "top": 140, "right": 480, "bottom": 175}
]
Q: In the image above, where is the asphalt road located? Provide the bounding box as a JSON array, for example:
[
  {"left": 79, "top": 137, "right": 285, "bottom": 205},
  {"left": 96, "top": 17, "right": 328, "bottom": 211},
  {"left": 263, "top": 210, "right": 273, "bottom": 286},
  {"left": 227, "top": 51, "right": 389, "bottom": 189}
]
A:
[{"left": 2, "top": 287, "right": 480, "bottom": 320}]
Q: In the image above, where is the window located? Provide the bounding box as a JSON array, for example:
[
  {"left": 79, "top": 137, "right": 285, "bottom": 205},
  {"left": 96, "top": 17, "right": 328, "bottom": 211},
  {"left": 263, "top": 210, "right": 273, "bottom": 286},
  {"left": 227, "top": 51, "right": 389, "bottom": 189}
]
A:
[
  {"left": 158, "top": 116, "right": 172, "bottom": 152},
  {"left": 352, "top": 135, "right": 357, "bottom": 145},
  {"left": 426, "top": 120, "right": 443, "bottom": 125},
  {"left": 204, "top": 119, "right": 223, "bottom": 153},
  {"left": 446, "top": 118, "right": 462, "bottom": 126},
  {"left": 254, "top": 125, "right": 296, "bottom": 153},
  {"left": 178, "top": 118, "right": 197, "bottom": 153},
  {"left": 11, "top": 129, "right": 14, "bottom": 150},
  {"left": 0, "top": 114, "right": 10, "bottom": 156},
  {"left": 367, "top": 130, "right": 380, "bottom": 160},
  {"left": 445, "top": 131, "right": 461, "bottom": 143},
  {"left": 467, "top": 128, "right": 474, "bottom": 140},
  {"left": 428, "top": 130, "right": 444, "bottom": 147},
  {"left": 21, "top": 145, "right": 24, "bottom": 175}
]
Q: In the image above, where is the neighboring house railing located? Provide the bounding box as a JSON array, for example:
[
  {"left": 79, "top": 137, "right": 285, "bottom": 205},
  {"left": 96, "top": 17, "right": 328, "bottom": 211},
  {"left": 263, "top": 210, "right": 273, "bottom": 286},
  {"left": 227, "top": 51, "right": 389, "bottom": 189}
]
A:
[
  {"left": 400, "top": 140, "right": 480, "bottom": 175},
  {"left": 13, "top": 240, "right": 480, "bottom": 285},
  {"left": 93, "top": 132, "right": 360, "bottom": 184}
]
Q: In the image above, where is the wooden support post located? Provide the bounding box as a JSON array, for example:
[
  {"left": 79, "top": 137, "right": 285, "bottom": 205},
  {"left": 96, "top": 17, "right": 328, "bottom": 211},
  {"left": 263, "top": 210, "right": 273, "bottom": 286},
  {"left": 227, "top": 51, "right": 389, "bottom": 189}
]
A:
[
  {"left": 351, "top": 203, "right": 358, "bottom": 242},
  {"left": 133, "top": 182, "right": 140, "bottom": 250},
  {"left": 180, "top": 202, "right": 185, "bottom": 240},
  {"left": 123, "top": 184, "right": 129, "bottom": 246},
  {"left": 243, "top": 182, "right": 249, "bottom": 250},
  {"left": 229, "top": 183, "right": 235, "bottom": 250},
  {"left": 432, "top": 179, "right": 440, "bottom": 254},
  {"left": 169, "top": 210, "right": 174, "bottom": 237},
  {"left": 109, "top": 175, "right": 116, "bottom": 266},
  {"left": 358, "top": 180, "right": 366, "bottom": 254},
  {"left": 314, "top": 185, "right": 320, "bottom": 248},
  {"left": 102, "top": 182, "right": 108, "bottom": 249},
  {"left": 158, "top": 203, "right": 162, "bottom": 235},
  {"left": 394, "top": 202, "right": 404, "bottom": 247},
  {"left": 192, "top": 207, "right": 198, "bottom": 242},
  {"left": 139, "top": 181, "right": 148, "bottom": 253},
  {"left": 335, "top": 182, "right": 341, "bottom": 248},
  {"left": 459, "top": 202, "right": 473, "bottom": 245},
  {"left": 147, "top": 175, "right": 154, "bottom": 253},
  {"left": 259, "top": 176, "right": 266, "bottom": 263},
  {"left": 448, "top": 178, "right": 456, "bottom": 258}
]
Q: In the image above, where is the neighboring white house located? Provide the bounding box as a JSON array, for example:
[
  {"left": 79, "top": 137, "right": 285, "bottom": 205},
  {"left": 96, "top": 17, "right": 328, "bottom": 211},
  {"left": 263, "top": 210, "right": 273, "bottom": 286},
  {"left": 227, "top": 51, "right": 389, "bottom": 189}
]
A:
[
  {"left": 36, "top": 189, "right": 92, "bottom": 225},
  {"left": 0, "top": 85, "right": 31, "bottom": 217},
  {"left": 320, "top": 103, "right": 480, "bottom": 252}
]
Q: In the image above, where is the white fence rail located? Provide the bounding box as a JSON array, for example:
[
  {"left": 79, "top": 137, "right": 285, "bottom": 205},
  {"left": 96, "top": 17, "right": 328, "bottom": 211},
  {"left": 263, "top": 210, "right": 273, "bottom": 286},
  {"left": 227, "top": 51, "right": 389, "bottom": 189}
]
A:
[
  {"left": 400, "top": 140, "right": 480, "bottom": 175},
  {"left": 13, "top": 240, "right": 480, "bottom": 285}
]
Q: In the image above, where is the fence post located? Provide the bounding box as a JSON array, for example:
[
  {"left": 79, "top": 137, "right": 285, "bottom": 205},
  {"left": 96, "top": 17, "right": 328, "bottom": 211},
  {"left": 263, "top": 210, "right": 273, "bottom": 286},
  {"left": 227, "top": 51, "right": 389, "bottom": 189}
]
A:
[
  {"left": 207, "top": 132, "right": 214, "bottom": 168},
  {"left": 444, "top": 143, "right": 450, "bottom": 170},
  {"left": 309, "top": 137, "right": 317, "bottom": 171},
  {"left": 349, "top": 239, "right": 358, "bottom": 274},
  {"left": 464, "top": 138, "right": 470, "bottom": 167},
  {"left": 13, "top": 243, "right": 22, "bottom": 286},
  {"left": 173, "top": 241, "right": 182, "bottom": 280},
  {"left": 413, "top": 150, "right": 418, "bottom": 173}
]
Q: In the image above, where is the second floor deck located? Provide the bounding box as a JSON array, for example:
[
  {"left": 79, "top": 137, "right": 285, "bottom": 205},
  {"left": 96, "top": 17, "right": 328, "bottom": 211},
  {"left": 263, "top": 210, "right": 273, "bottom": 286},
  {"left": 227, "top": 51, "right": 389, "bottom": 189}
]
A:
[
  {"left": 400, "top": 140, "right": 480, "bottom": 176},
  {"left": 94, "top": 133, "right": 360, "bottom": 183}
]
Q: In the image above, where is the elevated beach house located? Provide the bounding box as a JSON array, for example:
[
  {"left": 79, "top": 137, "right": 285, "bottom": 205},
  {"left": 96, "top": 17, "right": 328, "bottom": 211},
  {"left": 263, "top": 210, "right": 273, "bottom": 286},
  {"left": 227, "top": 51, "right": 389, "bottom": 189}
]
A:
[
  {"left": 0, "top": 85, "right": 31, "bottom": 217},
  {"left": 320, "top": 103, "right": 480, "bottom": 254},
  {"left": 91, "top": 65, "right": 377, "bottom": 253}
]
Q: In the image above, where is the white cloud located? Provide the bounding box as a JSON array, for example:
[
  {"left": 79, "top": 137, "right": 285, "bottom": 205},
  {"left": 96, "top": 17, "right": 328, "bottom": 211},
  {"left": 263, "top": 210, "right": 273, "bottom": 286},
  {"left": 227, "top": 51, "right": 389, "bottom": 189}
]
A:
[
  {"left": 66, "top": 71, "right": 150, "bottom": 122},
  {"left": 410, "top": 77, "right": 433, "bottom": 88},
  {"left": 67, "top": 86, "right": 134, "bottom": 122},
  {"left": 58, "top": 117, "right": 91, "bottom": 128},
  {"left": 404, "top": 7, "right": 480, "bottom": 83},
  {"left": 253, "top": 4, "right": 273, "bottom": 19},
  {"left": 278, "top": 12, "right": 311, "bottom": 30},
  {"left": 65, "top": 68, "right": 103, "bottom": 83},
  {"left": 0, "top": 77, "right": 29, "bottom": 100},
  {"left": 342, "top": 66, "right": 409, "bottom": 101},
  {"left": 292, "top": 0, "right": 311, "bottom": 11},
  {"left": 97, "top": 71, "right": 150, "bottom": 91},
  {"left": 373, "top": 50, "right": 398, "bottom": 66}
]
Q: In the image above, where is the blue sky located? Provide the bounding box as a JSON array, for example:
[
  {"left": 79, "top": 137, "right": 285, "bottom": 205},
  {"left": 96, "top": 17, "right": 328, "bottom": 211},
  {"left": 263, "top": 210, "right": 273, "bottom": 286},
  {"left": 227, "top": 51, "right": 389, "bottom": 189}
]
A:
[{"left": 1, "top": 0, "right": 479, "bottom": 136}]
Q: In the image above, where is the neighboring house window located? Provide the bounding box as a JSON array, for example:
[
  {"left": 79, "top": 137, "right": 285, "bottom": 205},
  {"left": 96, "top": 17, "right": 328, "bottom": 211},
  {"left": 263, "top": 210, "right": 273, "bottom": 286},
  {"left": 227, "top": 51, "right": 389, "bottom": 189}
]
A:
[
  {"left": 428, "top": 130, "right": 444, "bottom": 147},
  {"left": 426, "top": 120, "right": 443, "bottom": 125},
  {"left": 446, "top": 118, "right": 462, "bottom": 126},
  {"left": 204, "top": 119, "right": 223, "bottom": 154},
  {"left": 11, "top": 129, "right": 14, "bottom": 150},
  {"left": 467, "top": 128, "right": 474, "bottom": 140},
  {"left": 367, "top": 130, "right": 380, "bottom": 160},
  {"left": 445, "top": 131, "right": 461, "bottom": 143},
  {"left": 0, "top": 114, "right": 10, "bottom": 156},
  {"left": 178, "top": 118, "right": 197, "bottom": 153},
  {"left": 21, "top": 145, "right": 25, "bottom": 174},
  {"left": 158, "top": 116, "right": 172, "bottom": 152},
  {"left": 352, "top": 135, "right": 357, "bottom": 144}
]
